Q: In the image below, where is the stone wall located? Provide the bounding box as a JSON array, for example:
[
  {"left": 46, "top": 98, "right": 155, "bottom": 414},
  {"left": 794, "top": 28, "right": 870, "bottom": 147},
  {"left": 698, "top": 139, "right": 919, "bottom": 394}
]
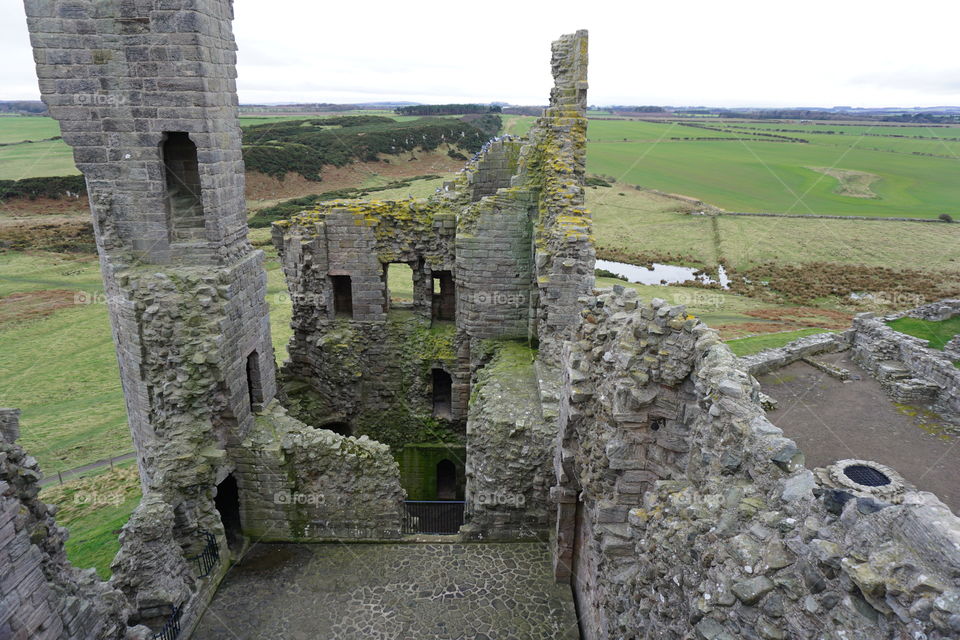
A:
[
  {"left": 551, "top": 289, "right": 960, "bottom": 640},
  {"left": 232, "top": 404, "right": 405, "bottom": 541},
  {"left": 461, "top": 136, "right": 523, "bottom": 201},
  {"left": 851, "top": 312, "right": 960, "bottom": 418},
  {"left": 905, "top": 298, "right": 960, "bottom": 322},
  {"left": 462, "top": 342, "right": 555, "bottom": 540},
  {"left": 0, "top": 410, "right": 135, "bottom": 640},
  {"left": 273, "top": 200, "right": 470, "bottom": 441},
  {"left": 739, "top": 331, "right": 849, "bottom": 376},
  {"left": 456, "top": 188, "right": 537, "bottom": 341}
]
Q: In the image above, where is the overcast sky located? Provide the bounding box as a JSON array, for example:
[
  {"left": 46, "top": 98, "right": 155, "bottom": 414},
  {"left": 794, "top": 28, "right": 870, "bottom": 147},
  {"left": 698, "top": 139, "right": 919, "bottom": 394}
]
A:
[{"left": 2, "top": 0, "right": 959, "bottom": 108}]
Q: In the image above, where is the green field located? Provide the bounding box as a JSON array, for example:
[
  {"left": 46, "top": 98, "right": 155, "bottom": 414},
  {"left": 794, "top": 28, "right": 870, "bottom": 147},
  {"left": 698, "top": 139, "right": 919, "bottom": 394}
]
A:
[
  {"left": 586, "top": 130, "right": 958, "bottom": 218},
  {"left": 725, "top": 328, "right": 837, "bottom": 357},
  {"left": 0, "top": 115, "right": 62, "bottom": 143},
  {"left": 3, "top": 114, "right": 957, "bottom": 221},
  {"left": 887, "top": 316, "right": 960, "bottom": 351}
]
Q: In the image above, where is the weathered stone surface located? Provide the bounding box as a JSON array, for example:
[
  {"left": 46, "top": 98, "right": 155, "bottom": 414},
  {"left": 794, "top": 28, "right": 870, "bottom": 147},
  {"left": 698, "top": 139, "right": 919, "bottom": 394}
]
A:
[
  {"left": 0, "top": 412, "right": 132, "bottom": 640},
  {"left": 551, "top": 289, "right": 960, "bottom": 640}
]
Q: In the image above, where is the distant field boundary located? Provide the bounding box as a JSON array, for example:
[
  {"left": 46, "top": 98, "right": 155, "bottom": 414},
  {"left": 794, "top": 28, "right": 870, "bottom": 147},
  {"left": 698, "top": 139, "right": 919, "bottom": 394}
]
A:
[{"left": 706, "top": 211, "right": 950, "bottom": 223}]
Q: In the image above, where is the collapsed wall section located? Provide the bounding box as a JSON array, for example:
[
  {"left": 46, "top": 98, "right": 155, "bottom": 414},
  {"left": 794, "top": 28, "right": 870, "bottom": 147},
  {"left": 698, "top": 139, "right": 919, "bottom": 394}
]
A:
[
  {"left": 851, "top": 306, "right": 960, "bottom": 418},
  {"left": 273, "top": 200, "right": 469, "bottom": 444},
  {"left": 232, "top": 405, "right": 405, "bottom": 541},
  {"left": 0, "top": 409, "right": 134, "bottom": 640},
  {"left": 462, "top": 343, "right": 555, "bottom": 540},
  {"left": 553, "top": 289, "right": 960, "bottom": 640}
]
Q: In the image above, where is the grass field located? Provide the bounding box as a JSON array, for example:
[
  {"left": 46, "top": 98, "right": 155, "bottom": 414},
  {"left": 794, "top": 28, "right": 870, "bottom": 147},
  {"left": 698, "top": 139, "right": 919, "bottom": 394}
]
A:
[
  {"left": 725, "top": 328, "right": 836, "bottom": 357},
  {"left": 0, "top": 116, "right": 62, "bottom": 144},
  {"left": 887, "top": 316, "right": 960, "bottom": 351},
  {"left": 3, "top": 114, "right": 957, "bottom": 220},
  {"left": 587, "top": 136, "right": 958, "bottom": 218},
  {"left": 40, "top": 464, "right": 142, "bottom": 579}
]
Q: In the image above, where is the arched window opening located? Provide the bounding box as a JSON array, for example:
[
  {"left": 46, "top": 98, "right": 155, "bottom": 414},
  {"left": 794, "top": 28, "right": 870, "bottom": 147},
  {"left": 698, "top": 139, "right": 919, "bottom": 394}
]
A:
[{"left": 162, "top": 132, "right": 204, "bottom": 242}]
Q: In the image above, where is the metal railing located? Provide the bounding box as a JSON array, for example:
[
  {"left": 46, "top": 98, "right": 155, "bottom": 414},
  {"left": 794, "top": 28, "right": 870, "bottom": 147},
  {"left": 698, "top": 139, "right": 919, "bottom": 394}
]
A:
[
  {"left": 401, "top": 500, "right": 464, "bottom": 535},
  {"left": 152, "top": 605, "right": 181, "bottom": 640},
  {"left": 186, "top": 530, "right": 220, "bottom": 578}
]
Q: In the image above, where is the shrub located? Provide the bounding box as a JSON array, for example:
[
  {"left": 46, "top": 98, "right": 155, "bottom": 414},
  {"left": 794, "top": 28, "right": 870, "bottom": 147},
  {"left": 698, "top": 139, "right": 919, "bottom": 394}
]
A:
[
  {"left": 0, "top": 175, "right": 87, "bottom": 201},
  {"left": 585, "top": 175, "right": 612, "bottom": 188},
  {"left": 241, "top": 117, "right": 492, "bottom": 180}
]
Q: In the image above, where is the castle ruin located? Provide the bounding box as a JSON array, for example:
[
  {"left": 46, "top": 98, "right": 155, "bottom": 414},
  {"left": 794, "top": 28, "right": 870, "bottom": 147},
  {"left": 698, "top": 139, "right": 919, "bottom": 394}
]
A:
[{"left": 3, "top": 1, "right": 959, "bottom": 638}]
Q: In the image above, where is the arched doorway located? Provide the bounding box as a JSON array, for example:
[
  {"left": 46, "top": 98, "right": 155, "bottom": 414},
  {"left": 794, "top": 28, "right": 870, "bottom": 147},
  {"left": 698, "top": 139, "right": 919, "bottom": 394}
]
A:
[
  {"left": 436, "top": 459, "right": 457, "bottom": 500},
  {"left": 214, "top": 474, "right": 242, "bottom": 551}
]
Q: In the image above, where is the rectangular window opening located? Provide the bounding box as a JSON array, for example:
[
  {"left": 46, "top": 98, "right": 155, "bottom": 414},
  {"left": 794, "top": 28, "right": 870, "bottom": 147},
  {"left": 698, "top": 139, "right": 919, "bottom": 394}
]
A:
[
  {"left": 331, "top": 275, "right": 353, "bottom": 318},
  {"left": 432, "top": 368, "right": 453, "bottom": 419},
  {"left": 431, "top": 271, "right": 455, "bottom": 322},
  {"left": 384, "top": 263, "right": 415, "bottom": 312},
  {"left": 245, "top": 351, "right": 263, "bottom": 410}
]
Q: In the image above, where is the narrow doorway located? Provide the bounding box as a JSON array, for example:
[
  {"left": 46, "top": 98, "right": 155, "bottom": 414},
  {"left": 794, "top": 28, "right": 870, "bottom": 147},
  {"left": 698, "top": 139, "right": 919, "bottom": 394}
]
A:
[
  {"left": 432, "top": 368, "right": 452, "bottom": 419},
  {"left": 214, "top": 474, "right": 242, "bottom": 551},
  {"left": 436, "top": 459, "right": 457, "bottom": 501},
  {"left": 162, "top": 132, "right": 204, "bottom": 242},
  {"left": 331, "top": 275, "right": 353, "bottom": 318}
]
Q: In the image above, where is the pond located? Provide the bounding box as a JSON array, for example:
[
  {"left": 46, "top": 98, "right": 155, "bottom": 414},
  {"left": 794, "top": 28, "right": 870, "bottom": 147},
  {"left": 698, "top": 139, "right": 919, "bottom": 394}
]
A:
[{"left": 596, "top": 260, "right": 729, "bottom": 289}]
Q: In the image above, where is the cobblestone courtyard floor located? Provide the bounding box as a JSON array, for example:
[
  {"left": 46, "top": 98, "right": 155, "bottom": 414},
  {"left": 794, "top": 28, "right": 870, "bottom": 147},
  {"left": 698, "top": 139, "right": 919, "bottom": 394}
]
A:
[{"left": 193, "top": 542, "right": 580, "bottom": 640}]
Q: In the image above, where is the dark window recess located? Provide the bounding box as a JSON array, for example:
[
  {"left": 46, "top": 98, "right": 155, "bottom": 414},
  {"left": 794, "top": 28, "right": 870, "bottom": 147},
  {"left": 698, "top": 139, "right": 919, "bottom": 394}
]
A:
[
  {"left": 436, "top": 459, "right": 457, "bottom": 500},
  {"left": 214, "top": 474, "right": 242, "bottom": 551},
  {"left": 245, "top": 351, "right": 263, "bottom": 410},
  {"left": 432, "top": 368, "right": 452, "bottom": 419},
  {"left": 324, "top": 421, "right": 352, "bottom": 436},
  {"left": 431, "top": 271, "right": 455, "bottom": 321},
  {"left": 162, "top": 132, "right": 205, "bottom": 242},
  {"left": 331, "top": 275, "right": 353, "bottom": 318}
]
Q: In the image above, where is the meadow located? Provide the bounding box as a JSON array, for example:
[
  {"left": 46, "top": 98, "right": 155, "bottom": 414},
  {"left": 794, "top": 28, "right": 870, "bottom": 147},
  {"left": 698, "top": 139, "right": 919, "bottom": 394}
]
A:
[{"left": 4, "top": 113, "right": 958, "bottom": 221}]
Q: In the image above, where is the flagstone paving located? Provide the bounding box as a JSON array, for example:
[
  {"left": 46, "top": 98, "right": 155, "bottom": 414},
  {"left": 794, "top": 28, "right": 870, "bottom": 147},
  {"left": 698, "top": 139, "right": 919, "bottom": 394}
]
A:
[{"left": 194, "top": 542, "right": 580, "bottom": 640}]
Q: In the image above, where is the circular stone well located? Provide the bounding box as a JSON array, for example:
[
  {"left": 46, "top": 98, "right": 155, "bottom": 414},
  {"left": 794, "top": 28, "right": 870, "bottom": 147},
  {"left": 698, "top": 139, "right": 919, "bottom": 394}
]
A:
[{"left": 823, "top": 458, "right": 907, "bottom": 503}]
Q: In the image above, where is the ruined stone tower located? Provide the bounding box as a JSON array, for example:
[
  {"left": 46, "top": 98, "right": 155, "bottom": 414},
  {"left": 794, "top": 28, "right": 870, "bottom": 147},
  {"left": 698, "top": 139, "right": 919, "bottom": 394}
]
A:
[{"left": 24, "top": 0, "right": 276, "bottom": 497}]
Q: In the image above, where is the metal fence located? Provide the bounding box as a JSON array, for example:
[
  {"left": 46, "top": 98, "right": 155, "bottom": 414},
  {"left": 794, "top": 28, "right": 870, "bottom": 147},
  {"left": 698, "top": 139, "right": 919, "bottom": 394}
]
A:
[
  {"left": 401, "top": 500, "right": 464, "bottom": 535},
  {"left": 151, "top": 605, "right": 181, "bottom": 640},
  {"left": 186, "top": 530, "right": 220, "bottom": 578}
]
